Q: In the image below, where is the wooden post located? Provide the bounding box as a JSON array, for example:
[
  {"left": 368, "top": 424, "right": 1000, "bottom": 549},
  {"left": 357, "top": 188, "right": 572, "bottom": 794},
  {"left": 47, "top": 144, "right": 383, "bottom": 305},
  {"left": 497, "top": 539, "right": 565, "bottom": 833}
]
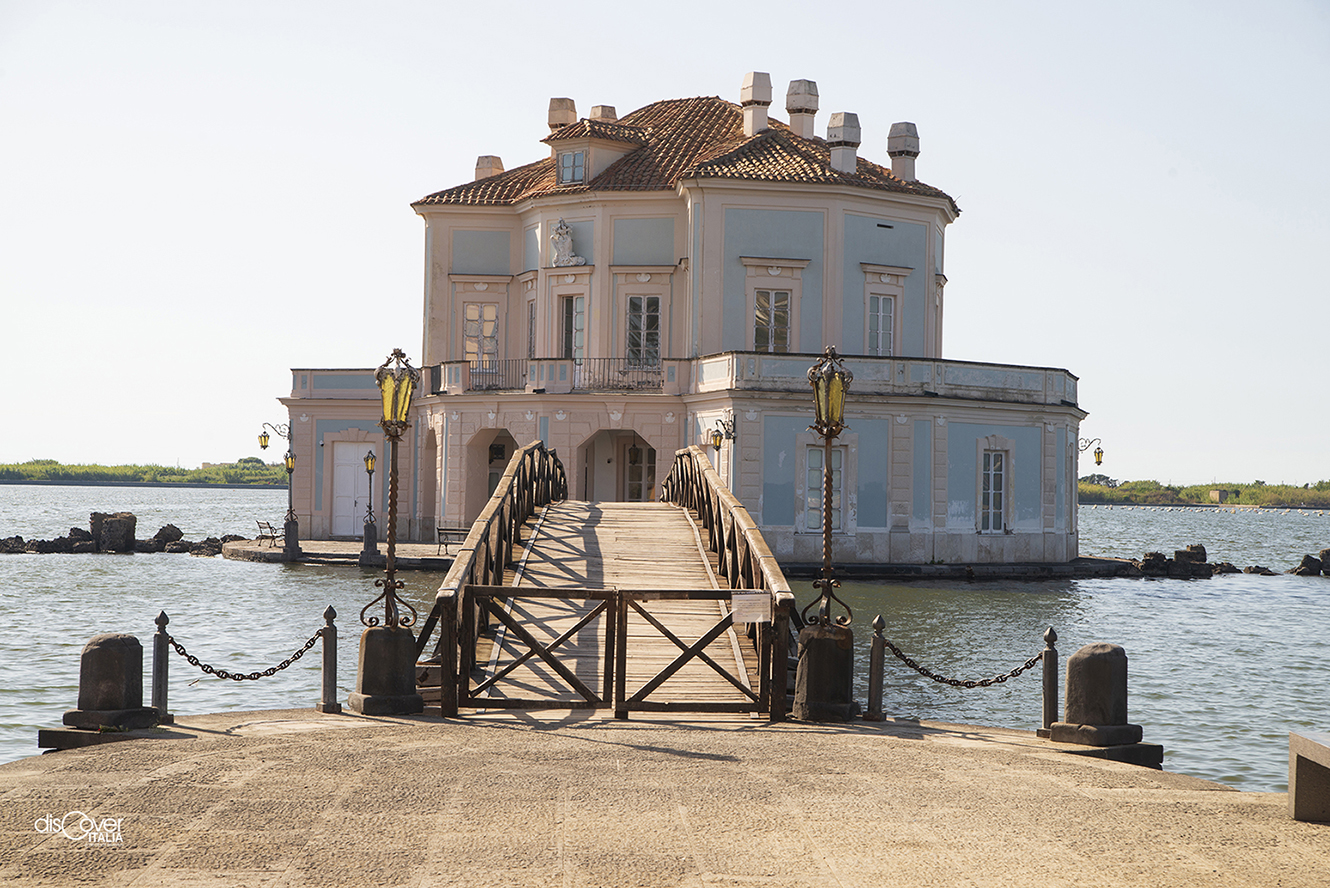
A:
[
  {"left": 440, "top": 591, "right": 458, "bottom": 718},
  {"left": 1042, "top": 627, "right": 1059, "bottom": 731},
  {"left": 460, "top": 586, "right": 475, "bottom": 707},
  {"left": 602, "top": 594, "right": 616, "bottom": 704},
  {"left": 614, "top": 593, "right": 629, "bottom": 720},
  {"left": 316, "top": 605, "right": 341, "bottom": 713},
  {"left": 771, "top": 595, "right": 790, "bottom": 722}
]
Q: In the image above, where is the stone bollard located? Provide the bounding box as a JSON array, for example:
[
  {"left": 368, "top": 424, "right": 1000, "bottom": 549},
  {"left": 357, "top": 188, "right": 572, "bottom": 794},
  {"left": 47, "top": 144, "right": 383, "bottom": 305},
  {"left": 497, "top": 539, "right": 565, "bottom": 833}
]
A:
[
  {"left": 792, "top": 622, "right": 857, "bottom": 722},
  {"left": 348, "top": 625, "right": 423, "bottom": 716},
  {"left": 358, "top": 522, "right": 379, "bottom": 568},
  {"left": 63, "top": 634, "right": 159, "bottom": 730},
  {"left": 1049, "top": 643, "right": 1142, "bottom": 746}
]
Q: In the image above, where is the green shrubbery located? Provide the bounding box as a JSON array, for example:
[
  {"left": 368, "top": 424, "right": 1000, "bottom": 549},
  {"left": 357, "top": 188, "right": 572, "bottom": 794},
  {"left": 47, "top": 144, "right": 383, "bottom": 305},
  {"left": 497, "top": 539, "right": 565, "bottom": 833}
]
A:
[
  {"left": 0, "top": 459, "right": 287, "bottom": 486},
  {"left": 1079, "top": 477, "right": 1330, "bottom": 508}
]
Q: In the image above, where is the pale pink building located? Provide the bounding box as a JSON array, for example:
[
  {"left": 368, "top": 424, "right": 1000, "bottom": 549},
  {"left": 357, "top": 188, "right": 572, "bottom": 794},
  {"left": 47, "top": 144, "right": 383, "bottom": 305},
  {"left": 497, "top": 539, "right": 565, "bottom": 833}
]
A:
[{"left": 282, "top": 73, "right": 1087, "bottom": 566}]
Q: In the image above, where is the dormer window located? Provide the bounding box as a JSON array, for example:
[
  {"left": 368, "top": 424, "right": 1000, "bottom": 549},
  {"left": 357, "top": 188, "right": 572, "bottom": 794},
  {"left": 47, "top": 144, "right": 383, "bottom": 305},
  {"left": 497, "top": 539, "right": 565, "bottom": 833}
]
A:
[{"left": 558, "top": 150, "right": 585, "bottom": 184}]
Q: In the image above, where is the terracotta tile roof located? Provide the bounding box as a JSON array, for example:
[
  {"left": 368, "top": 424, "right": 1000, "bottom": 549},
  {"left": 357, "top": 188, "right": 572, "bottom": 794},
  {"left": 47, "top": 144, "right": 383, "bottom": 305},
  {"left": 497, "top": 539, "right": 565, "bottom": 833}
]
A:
[
  {"left": 541, "top": 118, "right": 648, "bottom": 146},
  {"left": 413, "top": 95, "right": 958, "bottom": 214}
]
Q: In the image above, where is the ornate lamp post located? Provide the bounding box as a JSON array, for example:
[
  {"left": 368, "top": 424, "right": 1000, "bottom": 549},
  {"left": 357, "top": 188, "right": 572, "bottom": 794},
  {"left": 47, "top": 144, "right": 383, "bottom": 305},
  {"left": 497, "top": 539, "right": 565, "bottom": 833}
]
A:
[
  {"left": 259, "top": 422, "right": 301, "bottom": 558},
  {"left": 359, "top": 449, "right": 378, "bottom": 565},
  {"left": 348, "top": 348, "right": 424, "bottom": 716},
  {"left": 1078, "top": 437, "right": 1105, "bottom": 466},
  {"left": 805, "top": 346, "right": 853, "bottom": 628},
  {"left": 793, "top": 346, "right": 858, "bottom": 722}
]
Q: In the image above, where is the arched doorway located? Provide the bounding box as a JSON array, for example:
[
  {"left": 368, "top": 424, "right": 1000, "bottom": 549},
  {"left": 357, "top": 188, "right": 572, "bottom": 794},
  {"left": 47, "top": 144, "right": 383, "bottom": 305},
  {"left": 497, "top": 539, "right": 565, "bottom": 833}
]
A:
[
  {"left": 577, "top": 429, "right": 657, "bottom": 502},
  {"left": 463, "top": 428, "right": 520, "bottom": 521},
  {"left": 419, "top": 428, "right": 438, "bottom": 541}
]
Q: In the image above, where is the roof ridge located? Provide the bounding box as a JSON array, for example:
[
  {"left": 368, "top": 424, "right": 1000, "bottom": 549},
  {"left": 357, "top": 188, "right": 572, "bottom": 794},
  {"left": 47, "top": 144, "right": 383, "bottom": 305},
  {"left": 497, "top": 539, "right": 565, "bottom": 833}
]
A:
[{"left": 413, "top": 93, "right": 957, "bottom": 213}]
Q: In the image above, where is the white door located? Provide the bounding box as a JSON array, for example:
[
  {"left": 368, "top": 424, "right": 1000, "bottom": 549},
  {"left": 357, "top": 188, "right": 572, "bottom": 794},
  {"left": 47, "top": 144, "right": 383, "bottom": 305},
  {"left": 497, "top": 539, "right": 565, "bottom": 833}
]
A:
[{"left": 332, "top": 442, "right": 370, "bottom": 537}]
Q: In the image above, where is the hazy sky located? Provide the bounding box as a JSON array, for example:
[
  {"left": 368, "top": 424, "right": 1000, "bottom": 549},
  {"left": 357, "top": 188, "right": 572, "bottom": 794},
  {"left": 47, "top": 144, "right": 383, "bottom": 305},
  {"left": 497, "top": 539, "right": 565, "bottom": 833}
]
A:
[{"left": 3, "top": 1, "right": 1327, "bottom": 485}]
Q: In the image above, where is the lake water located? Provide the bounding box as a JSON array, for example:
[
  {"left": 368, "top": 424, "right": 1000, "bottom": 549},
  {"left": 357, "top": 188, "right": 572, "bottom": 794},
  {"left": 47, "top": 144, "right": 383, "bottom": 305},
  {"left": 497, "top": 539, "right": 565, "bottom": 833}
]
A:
[{"left": 0, "top": 488, "right": 1327, "bottom": 793}]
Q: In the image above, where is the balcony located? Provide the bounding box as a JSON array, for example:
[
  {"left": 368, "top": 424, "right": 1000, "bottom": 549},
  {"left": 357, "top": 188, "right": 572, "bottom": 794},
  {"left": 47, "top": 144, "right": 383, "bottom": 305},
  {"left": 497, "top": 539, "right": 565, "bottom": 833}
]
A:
[
  {"left": 430, "top": 358, "right": 687, "bottom": 396},
  {"left": 694, "top": 352, "right": 1079, "bottom": 408},
  {"left": 296, "top": 353, "right": 1079, "bottom": 411}
]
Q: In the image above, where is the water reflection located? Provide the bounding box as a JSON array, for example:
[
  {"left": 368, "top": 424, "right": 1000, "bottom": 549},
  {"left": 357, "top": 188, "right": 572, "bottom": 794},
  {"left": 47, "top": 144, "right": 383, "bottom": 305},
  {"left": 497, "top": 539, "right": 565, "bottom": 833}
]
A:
[{"left": 832, "top": 573, "right": 1329, "bottom": 792}]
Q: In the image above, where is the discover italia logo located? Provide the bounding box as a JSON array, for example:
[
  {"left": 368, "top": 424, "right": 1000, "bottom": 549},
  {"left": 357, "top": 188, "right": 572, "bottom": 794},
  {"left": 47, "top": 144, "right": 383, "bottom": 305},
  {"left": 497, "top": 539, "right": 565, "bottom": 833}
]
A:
[{"left": 34, "top": 811, "right": 123, "bottom": 844}]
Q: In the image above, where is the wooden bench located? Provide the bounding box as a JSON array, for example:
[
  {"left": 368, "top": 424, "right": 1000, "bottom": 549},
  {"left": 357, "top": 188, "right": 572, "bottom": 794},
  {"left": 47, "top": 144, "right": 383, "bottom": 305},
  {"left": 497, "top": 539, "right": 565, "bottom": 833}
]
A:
[
  {"left": 436, "top": 525, "right": 470, "bottom": 556},
  {"left": 256, "top": 520, "right": 281, "bottom": 548},
  {"left": 1290, "top": 731, "right": 1330, "bottom": 822}
]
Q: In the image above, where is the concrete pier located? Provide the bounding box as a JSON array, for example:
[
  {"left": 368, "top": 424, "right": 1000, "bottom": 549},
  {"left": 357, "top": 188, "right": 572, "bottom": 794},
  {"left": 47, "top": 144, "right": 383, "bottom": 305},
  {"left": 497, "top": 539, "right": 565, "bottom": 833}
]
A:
[{"left": 2, "top": 708, "right": 1323, "bottom": 887}]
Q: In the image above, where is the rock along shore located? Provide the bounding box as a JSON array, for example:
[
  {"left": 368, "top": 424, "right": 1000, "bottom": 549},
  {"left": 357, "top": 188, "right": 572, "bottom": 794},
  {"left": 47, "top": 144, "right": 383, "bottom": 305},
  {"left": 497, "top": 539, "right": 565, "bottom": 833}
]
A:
[{"left": 0, "top": 511, "right": 243, "bottom": 557}]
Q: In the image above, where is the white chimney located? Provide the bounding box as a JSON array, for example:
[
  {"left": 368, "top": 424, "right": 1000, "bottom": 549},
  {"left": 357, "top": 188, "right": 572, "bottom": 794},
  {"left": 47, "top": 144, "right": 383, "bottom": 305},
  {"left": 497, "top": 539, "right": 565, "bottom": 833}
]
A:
[
  {"left": 590, "top": 105, "right": 617, "bottom": 122},
  {"left": 827, "top": 112, "right": 861, "bottom": 174},
  {"left": 474, "top": 156, "right": 504, "bottom": 181},
  {"left": 785, "top": 79, "right": 819, "bottom": 139},
  {"left": 887, "top": 122, "right": 920, "bottom": 182},
  {"left": 548, "top": 97, "right": 577, "bottom": 131},
  {"left": 740, "top": 72, "right": 772, "bottom": 136}
]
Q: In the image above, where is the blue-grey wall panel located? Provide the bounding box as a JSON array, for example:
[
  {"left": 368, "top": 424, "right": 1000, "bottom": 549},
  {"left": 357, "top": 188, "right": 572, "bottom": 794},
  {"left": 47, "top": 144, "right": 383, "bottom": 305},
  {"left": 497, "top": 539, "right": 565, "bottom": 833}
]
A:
[
  {"left": 567, "top": 220, "right": 594, "bottom": 265},
  {"left": 1056, "top": 430, "right": 1066, "bottom": 530},
  {"left": 842, "top": 214, "right": 926, "bottom": 355},
  {"left": 452, "top": 230, "right": 511, "bottom": 275},
  {"left": 945, "top": 423, "right": 1042, "bottom": 529},
  {"left": 723, "top": 209, "right": 824, "bottom": 352},
  {"left": 312, "top": 373, "right": 377, "bottom": 391},
  {"left": 612, "top": 218, "right": 675, "bottom": 266},
  {"left": 854, "top": 419, "right": 891, "bottom": 528},
  {"left": 761, "top": 415, "right": 805, "bottom": 526},
  {"left": 913, "top": 420, "right": 932, "bottom": 522},
  {"left": 524, "top": 228, "right": 539, "bottom": 271}
]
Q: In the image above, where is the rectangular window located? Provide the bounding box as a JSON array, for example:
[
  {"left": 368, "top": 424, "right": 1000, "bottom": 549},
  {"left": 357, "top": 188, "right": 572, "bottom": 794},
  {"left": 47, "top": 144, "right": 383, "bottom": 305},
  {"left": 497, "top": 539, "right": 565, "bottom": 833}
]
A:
[
  {"left": 981, "top": 450, "right": 1006, "bottom": 532},
  {"left": 558, "top": 150, "right": 585, "bottom": 184},
  {"left": 562, "top": 295, "right": 584, "bottom": 361},
  {"left": 805, "top": 445, "right": 843, "bottom": 532},
  {"left": 755, "top": 289, "right": 790, "bottom": 353},
  {"left": 464, "top": 303, "right": 499, "bottom": 366},
  {"left": 626, "top": 295, "right": 660, "bottom": 366},
  {"left": 527, "top": 300, "right": 536, "bottom": 360},
  {"left": 868, "top": 294, "right": 894, "bottom": 356}
]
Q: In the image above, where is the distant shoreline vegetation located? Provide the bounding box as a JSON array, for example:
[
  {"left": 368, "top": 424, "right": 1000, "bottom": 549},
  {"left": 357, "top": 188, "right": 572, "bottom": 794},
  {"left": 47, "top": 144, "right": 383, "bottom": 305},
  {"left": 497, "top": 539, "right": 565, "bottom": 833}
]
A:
[
  {"left": 0, "top": 458, "right": 287, "bottom": 489},
  {"left": 1079, "top": 475, "right": 1330, "bottom": 508}
]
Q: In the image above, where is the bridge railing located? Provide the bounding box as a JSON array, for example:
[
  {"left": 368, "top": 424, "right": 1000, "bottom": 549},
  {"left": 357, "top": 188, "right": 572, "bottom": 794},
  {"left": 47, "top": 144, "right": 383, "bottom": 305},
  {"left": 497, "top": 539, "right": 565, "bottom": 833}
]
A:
[
  {"left": 660, "top": 444, "right": 795, "bottom": 718},
  {"left": 414, "top": 440, "right": 567, "bottom": 714}
]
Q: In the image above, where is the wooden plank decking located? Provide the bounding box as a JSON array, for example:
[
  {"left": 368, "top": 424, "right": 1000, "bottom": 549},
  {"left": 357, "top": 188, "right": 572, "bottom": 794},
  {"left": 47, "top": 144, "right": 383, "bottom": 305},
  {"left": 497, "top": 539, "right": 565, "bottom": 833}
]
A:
[{"left": 471, "top": 500, "right": 756, "bottom": 708}]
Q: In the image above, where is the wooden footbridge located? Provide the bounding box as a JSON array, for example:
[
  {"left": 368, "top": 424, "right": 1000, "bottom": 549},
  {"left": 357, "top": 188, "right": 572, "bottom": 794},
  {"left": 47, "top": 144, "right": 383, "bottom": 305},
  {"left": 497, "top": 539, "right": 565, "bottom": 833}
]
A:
[{"left": 412, "top": 442, "right": 796, "bottom": 720}]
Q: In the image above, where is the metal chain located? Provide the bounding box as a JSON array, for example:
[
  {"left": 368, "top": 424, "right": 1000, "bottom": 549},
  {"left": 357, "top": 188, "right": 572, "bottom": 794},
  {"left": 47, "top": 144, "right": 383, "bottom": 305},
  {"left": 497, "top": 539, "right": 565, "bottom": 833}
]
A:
[
  {"left": 880, "top": 637, "right": 1043, "bottom": 689},
  {"left": 164, "top": 628, "right": 323, "bottom": 682}
]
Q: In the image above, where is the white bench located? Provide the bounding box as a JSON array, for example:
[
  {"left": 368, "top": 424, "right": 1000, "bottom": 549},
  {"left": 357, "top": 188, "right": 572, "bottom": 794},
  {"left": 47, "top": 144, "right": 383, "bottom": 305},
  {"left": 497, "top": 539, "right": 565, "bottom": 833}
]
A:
[{"left": 1289, "top": 731, "right": 1330, "bottom": 822}]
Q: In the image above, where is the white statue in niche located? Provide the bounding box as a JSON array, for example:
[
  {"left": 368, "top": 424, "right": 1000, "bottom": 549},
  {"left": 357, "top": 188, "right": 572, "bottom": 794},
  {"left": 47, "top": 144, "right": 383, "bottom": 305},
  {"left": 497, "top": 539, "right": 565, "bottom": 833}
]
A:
[{"left": 550, "top": 218, "right": 586, "bottom": 267}]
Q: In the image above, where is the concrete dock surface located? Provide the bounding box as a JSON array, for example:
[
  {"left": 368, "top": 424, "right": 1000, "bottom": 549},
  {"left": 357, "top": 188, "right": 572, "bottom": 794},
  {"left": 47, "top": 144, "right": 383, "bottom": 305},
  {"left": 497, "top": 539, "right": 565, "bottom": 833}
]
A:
[{"left": 2, "top": 708, "right": 1324, "bottom": 887}]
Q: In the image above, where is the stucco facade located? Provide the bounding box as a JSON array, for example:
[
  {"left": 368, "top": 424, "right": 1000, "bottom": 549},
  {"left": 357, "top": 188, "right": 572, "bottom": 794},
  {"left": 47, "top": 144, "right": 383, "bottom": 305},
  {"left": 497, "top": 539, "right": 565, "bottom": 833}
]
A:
[{"left": 280, "top": 73, "right": 1087, "bottom": 564}]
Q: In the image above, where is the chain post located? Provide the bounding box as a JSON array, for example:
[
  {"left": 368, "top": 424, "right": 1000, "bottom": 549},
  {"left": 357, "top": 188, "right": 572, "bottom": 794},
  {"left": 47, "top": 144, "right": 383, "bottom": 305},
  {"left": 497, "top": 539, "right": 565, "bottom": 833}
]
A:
[
  {"left": 316, "top": 605, "right": 341, "bottom": 714},
  {"left": 151, "top": 610, "right": 173, "bottom": 724},
  {"left": 1041, "top": 627, "right": 1059, "bottom": 731},
  {"left": 866, "top": 615, "right": 886, "bottom": 721}
]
